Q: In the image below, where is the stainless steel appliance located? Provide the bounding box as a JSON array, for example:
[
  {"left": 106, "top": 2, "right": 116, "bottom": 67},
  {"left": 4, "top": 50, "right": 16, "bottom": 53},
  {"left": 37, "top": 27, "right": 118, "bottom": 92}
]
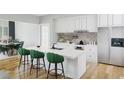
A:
[
  {"left": 109, "top": 27, "right": 124, "bottom": 66},
  {"left": 110, "top": 38, "right": 124, "bottom": 66},
  {"left": 111, "top": 38, "right": 124, "bottom": 47}
]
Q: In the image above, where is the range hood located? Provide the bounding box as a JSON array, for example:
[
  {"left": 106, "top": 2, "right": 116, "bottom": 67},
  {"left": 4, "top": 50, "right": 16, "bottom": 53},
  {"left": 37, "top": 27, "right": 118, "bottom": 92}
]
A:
[{"left": 74, "top": 30, "right": 88, "bottom": 33}]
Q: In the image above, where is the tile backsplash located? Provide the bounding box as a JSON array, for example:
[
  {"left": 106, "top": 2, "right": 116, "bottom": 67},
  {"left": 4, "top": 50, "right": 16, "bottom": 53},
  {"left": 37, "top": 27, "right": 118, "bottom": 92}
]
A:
[{"left": 57, "top": 32, "right": 97, "bottom": 44}]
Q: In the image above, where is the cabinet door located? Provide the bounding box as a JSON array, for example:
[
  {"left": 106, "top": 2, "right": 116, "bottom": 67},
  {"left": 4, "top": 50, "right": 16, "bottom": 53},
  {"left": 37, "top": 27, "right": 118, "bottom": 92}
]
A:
[
  {"left": 112, "top": 14, "right": 122, "bottom": 26},
  {"left": 75, "top": 16, "right": 87, "bottom": 31},
  {"left": 80, "top": 16, "right": 87, "bottom": 30},
  {"left": 85, "top": 45, "right": 97, "bottom": 63},
  {"left": 65, "top": 17, "right": 75, "bottom": 33},
  {"left": 75, "top": 16, "right": 81, "bottom": 30},
  {"left": 55, "top": 17, "right": 75, "bottom": 33},
  {"left": 97, "top": 14, "right": 108, "bottom": 27},
  {"left": 87, "top": 15, "right": 97, "bottom": 32},
  {"left": 110, "top": 47, "right": 123, "bottom": 66},
  {"left": 122, "top": 14, "right": 124, "bottom": 26},
  {"left": 55, "top": 18, "right": 66, "bottom": 33}
]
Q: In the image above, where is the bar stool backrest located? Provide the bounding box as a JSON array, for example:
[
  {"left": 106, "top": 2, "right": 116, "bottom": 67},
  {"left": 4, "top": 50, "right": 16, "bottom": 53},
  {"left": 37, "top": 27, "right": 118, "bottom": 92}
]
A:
[
  {"left": 20, "top": 41, "right": 24, "bottom": 48},
  {"left": 18, "top": 48, "right": 30, "bottom": 56},
  {"left": 47, "top": 52, "right": 64, "bottom": 63},
  {"left": 30, "top": 50, "right": 45, "bottom": 59}
]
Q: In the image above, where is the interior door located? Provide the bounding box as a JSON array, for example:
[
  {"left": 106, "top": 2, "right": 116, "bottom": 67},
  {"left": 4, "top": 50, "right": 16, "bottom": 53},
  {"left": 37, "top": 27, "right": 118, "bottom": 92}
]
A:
[{"left": 41, "top": 24, "right": 50, "bottom": 48}]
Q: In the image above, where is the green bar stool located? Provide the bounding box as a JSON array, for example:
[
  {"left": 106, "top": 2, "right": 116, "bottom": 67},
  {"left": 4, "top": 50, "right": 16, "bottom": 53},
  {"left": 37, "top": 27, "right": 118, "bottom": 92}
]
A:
[
  {"left": 30, "top": 50, "right": 46, "bottom": 78},
  {"left": 0, "top": 45, "right": 7, "bottom": 55},
  {"left": 19, "top": 41, "right": 24, "bottom": 48},
  {"left": 18, "top": 48, "right": 30, "bottom": 70},
  {"left": 47, "top": 52, "right": 65, "bottom": 79},
  {"left": 13, "top": 41, "right": 24, "bottom": 55}
]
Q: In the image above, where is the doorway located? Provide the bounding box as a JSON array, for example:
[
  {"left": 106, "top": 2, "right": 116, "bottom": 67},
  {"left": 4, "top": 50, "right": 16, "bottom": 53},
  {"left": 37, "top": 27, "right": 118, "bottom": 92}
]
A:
[{"left": 40, "top": 24, "right": 50, "bottom": 49}]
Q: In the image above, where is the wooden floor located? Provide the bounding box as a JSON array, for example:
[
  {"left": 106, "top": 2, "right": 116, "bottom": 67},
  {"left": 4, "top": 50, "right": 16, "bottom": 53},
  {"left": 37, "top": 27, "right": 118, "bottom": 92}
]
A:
[{"left": 0, "top": 56, "right": 124, "bottom": 79}]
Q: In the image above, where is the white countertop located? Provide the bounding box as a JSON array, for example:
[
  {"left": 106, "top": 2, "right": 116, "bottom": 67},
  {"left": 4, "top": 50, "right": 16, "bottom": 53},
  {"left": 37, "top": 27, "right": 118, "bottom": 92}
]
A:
[
  {"left": 25, "top": 46, "right": 85, "bottom": 59},
  {"left": 0, "top": 42, "right": 20, "bottom": 46}
]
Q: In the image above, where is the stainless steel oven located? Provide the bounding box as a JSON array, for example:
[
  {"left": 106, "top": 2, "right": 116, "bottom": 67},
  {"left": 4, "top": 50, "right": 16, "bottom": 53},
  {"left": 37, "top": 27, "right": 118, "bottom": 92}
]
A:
[{"left": 111, "top": 38, "right": 124, "bottom": 47}]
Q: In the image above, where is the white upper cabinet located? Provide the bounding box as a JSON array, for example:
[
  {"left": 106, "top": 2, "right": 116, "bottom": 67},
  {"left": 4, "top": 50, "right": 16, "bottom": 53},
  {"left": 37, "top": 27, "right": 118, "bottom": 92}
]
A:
[
  {"left": 87, "top": 15, "right": 97, "bottom": 32},
  {"left": 80, "top": 16, "right": 87, "bottom": 30},
  {"left": 55, "top": 15, "right": 97, "bottom": 33},
  {"left": 55, "top": 17, "right": 75, "bottom": 33},
  {"left": 67, "top": 17, "right": 75, "bottom": 33},
  {"left": 75, "top": 16, "right": 80, "bottom": 31},
  {"left": 112, "top": 14, "right": 123, "bottom": 26},
  {"left": 55, "top": 18, "right": 66, "bottom": 33},
  {"left": 55, "top": 16, "right": 87, "bottom": 33},
  {"left": 97, "top": 14, "right": 109, "bottom": 27},
  {"left": 75, "top": 16, "right": 87, "bottom": 31},
  {"left": 97, "top": 14, "right": 124, "bottom": 27}
]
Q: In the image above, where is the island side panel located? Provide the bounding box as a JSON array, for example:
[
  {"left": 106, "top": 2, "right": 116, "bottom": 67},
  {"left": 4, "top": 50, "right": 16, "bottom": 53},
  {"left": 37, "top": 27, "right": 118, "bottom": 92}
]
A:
[
  {"left": 64, "top": 53, "right": 86, "bottom": 79},
  {"left": 77, "top": 53, "right": 86, "bottom": 78}
]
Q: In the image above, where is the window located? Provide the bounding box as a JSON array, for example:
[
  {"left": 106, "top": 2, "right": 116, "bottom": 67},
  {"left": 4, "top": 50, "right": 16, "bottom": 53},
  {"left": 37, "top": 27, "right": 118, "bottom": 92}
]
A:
[
  {"left": 3, "top": 27, "right": 9, "bottom": 36},
  {"left": 0, "top": 20, "right": 9, "bottom": 40}
]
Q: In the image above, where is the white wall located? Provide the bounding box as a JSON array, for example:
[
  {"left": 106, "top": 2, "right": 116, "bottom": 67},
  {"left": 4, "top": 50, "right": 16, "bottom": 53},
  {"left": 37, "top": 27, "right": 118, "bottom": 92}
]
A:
[
  {"left": 0, "top": 14, "right": 39, "bottom": 24},
  {"left": 15, "top": 22, "right": 40, "bottom": 47}
]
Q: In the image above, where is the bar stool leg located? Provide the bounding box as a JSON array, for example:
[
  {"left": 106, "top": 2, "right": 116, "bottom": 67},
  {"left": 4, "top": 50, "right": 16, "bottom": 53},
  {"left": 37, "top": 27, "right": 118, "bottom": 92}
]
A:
[
  {"left": 19, "top": 55, "right": 22, "bottom": 68},
  {"left": 36, "top": 59, "right": 39, "bottom": 78},
  {"left": 27, "top": 55, "right": 29, "bottom": 64},
  {"left": 47, "top": 63, "right": 51, "bottom": 79},
  {"left": 24, "top": 56, "right": 26, "bottom": 71},
  {"left": 61, "top": 63, "right": 65, "bottom": 79},
  {"left": 39, "top": 59, "right": 40, "bottom": 71},
  {"left": 55, "top": 63, "right": 57, "bottom": 79},
  {"left": 30, "top": 59, "right": 33, "bottom": 75},
  {"left": 43, "top": 58, "right": 46, "bottom": 72}
]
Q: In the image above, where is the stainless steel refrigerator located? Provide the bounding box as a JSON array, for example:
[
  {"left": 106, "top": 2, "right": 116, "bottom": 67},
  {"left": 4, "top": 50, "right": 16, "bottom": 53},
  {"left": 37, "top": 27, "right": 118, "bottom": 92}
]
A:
[{"left": 98, "top": 27, "right": 124, "bottom": 66}]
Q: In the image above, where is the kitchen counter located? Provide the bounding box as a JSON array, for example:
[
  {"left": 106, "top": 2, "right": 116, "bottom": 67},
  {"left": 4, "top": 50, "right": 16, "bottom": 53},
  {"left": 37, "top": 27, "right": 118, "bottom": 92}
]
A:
[
  {"left": 49, "top": 48, "right": 85, "bottom": 59},
  {"left": 25, "top": 46, "right": 86, "bottom": 79}
]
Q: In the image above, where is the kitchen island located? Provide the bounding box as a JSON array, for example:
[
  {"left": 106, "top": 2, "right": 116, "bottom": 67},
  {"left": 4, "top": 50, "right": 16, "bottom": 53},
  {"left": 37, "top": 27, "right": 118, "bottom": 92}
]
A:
[{"left": 25, "top": 46, "right": 86, "bottom": 79}]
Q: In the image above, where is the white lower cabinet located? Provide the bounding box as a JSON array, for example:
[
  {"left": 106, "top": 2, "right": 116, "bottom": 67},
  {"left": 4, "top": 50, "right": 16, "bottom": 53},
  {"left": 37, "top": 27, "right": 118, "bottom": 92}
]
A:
[
  {"left": 110, "top": 47, "right": 124, "bottom": 66},
  {"left": 85, "top": 45, "right": 97, "bottom": 63}
]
